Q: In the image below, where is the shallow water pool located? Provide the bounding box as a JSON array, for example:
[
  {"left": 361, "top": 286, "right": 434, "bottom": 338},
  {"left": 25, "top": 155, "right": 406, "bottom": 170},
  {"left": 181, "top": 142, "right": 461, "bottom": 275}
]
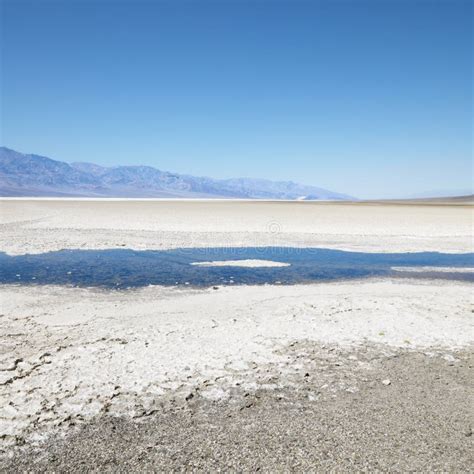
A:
[{"left": 1, "top": 247, "right": 473, "bottom": 289}]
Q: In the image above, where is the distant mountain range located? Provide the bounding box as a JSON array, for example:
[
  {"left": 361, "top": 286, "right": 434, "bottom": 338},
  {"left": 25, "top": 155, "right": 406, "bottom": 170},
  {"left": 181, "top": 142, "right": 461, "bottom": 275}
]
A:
[{"left": 0, "top": 147, "right": 354, "bottom": 200}]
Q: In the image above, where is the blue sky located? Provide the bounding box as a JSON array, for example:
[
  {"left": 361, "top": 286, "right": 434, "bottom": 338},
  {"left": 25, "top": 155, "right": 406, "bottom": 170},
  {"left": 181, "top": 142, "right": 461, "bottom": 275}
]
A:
[{"left": 1, "top": 0, "right": 472, "bottom": 198}]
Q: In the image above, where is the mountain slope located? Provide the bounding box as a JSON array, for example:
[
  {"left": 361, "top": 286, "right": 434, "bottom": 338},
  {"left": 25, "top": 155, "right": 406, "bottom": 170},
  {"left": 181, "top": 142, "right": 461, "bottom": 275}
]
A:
[{"left": 0, "top": 147, "right": 354, "bottom": 200}]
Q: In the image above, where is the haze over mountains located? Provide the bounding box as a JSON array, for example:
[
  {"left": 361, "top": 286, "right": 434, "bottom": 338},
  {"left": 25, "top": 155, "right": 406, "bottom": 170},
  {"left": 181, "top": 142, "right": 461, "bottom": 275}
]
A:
[{"left": 0, "top": 147, "right": 353, "bottom": 200}]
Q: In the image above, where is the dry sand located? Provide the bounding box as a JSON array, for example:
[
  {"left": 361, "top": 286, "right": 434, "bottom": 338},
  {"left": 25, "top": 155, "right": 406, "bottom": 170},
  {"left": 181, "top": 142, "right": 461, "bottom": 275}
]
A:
[{"left": 0, "top": 199, "right": 473, "bottom": 471}]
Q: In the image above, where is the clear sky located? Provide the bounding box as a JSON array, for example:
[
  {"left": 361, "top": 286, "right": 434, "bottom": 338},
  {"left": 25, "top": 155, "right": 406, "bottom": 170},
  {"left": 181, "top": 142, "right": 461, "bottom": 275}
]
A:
[{"left": 1, "top": 0, "right": 472, "bottom": 198}]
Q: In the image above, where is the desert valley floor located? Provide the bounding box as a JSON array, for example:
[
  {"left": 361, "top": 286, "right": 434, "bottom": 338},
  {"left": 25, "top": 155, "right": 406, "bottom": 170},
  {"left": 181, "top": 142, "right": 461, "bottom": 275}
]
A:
[{"left": 0, "top": 199, "right": 473, "bottom": 471}]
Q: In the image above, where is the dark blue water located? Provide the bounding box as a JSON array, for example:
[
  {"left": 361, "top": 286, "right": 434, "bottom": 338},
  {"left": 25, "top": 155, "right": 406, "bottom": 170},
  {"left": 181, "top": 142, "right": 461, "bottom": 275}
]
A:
[{"left": 0, "top": 247, "right": 472, "bottom": 289}]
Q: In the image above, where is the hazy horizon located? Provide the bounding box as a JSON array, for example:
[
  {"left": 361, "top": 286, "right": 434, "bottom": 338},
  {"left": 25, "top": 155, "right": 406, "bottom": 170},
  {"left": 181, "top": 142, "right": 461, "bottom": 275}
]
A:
[
  {"left": 2, "top": 0, "right": 472, "bottom": 199},
  {"left": 1, "top": 144, "right": 472, "bottom": 200}
]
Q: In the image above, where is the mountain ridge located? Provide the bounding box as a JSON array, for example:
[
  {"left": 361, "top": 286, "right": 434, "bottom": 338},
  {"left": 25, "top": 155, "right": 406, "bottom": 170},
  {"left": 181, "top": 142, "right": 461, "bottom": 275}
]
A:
[{"left": 0, "top": 147, "right": 355, "bottom": 200}]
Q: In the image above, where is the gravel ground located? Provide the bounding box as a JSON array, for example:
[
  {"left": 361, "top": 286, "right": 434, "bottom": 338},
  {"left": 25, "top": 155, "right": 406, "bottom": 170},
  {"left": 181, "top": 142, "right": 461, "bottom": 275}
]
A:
[{"left": 2, "top": 343, "right": 473, "bottom": 472}]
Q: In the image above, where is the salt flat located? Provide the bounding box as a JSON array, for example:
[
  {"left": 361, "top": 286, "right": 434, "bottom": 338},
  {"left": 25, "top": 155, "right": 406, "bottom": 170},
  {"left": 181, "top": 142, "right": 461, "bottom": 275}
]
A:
[
  {"left": 0, "top": 199, "right": 473, "bottom": 471},
  {"left": 0, "top": 198, "right": 472, "bottom": 254}
]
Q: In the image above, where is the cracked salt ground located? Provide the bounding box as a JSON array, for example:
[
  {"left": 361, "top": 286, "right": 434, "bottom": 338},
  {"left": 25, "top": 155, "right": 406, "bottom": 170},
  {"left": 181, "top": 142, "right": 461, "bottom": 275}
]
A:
[
  {"left": 0, "top": 279, "right": 472, "bottom": 455},
  {"left": 2, "top": 340, "right": 473, "bottom": 471}
]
